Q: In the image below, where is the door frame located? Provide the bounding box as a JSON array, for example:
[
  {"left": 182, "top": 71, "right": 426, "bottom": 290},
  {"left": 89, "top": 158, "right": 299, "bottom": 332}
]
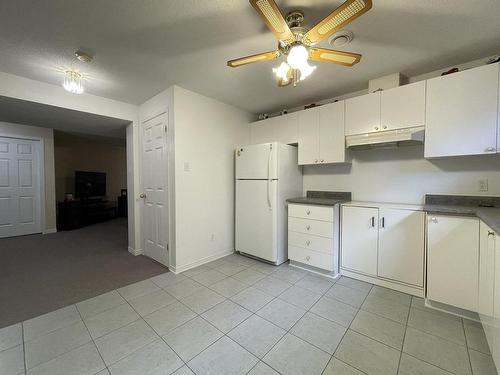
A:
[
  {"left": 0, "top": 134, "right": 45, "bottom": 235},
  {"left": 139, "top": 111, "right": 170, "bottom": 267}
]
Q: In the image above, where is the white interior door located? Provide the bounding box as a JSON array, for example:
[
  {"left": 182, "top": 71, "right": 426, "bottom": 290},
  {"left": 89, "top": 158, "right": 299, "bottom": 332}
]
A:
[
  {"left": 141, "top": 114, "right": 169, "bottom": 266},
  {"left": 235, "top": 179, "right": 277, "bottom": 262},
  {"left": 0, "top": 137, "right": 41, "bottom": 238}
]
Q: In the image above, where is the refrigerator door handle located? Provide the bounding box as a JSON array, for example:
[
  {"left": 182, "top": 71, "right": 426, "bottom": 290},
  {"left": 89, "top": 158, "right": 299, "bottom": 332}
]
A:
[{"left": 267, "top": 144, "right": 272, "bottom": 210}]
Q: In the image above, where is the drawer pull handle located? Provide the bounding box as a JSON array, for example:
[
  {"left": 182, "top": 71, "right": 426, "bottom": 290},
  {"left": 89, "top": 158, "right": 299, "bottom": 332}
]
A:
[
  {"left": 430, "top": 217, "right": 438, "bottom": 223},
  {"left": 488, "top": 231, "right": 495, "bottom": 236},
  {"left": 305, "top": 240, "right": 311, "bottom": 246},
  {"left": 306, "top": 225, "right": 311, "bottom": 231},
  {"left": 306, "top": 210, "right": 311, "bottom": 215},
  {"left": 306, "top": 256, "right": 311, "bottom": 261}
]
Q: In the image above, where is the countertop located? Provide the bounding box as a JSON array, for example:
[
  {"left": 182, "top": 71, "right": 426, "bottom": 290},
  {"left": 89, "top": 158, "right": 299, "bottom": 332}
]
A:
[
  {"left": 287, "top": 190, "right": 351, "bottom": 207},
  {"left": 425, "top": 204, "right": 500, "bottom": 234},
  {"left": 286, "top": 197, "right": 349, "bottom": 206}
]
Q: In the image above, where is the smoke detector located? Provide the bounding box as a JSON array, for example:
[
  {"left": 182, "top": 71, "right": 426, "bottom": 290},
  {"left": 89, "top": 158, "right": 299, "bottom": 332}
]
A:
[
  {"left": 75, "top": 50, "right": 93, "bottom": 63},
  {"left": 328, "top": 30, "right": 354, "bottom": 47}
]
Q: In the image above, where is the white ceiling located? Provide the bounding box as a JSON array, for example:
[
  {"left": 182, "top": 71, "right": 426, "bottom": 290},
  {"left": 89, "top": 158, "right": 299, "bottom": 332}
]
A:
[
  {"left": 0, "top": 0, "right": 499, "bottom": 114},
  {"left": 0, "top": 96, "right": 130, "bottom": 138}
]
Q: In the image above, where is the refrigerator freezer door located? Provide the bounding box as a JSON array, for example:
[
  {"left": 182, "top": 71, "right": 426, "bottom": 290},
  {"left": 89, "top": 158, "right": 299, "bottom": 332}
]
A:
[
  {"left": 235, "top": 142, "right": 278, "bottom": 180},
  {"left": 235, "top": 179, "right": 277, "bottom": 262}
]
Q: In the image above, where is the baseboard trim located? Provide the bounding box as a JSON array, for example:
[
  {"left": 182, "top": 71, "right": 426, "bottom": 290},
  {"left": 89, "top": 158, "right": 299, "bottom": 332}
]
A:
[
  {"left": 128, "top": 247, "right": 143, "bottom": 256},
  {"left": 170, "top": 249, "right": 235, "bottom": 274},
  {"left": 43, "top": 228, "right": 57, "bottom": 234}
]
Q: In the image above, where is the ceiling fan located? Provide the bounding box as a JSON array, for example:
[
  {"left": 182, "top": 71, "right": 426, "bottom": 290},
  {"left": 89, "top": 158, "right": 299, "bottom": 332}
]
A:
[{"left": 227, "top": 0, "right": 372, "bottom": 87}]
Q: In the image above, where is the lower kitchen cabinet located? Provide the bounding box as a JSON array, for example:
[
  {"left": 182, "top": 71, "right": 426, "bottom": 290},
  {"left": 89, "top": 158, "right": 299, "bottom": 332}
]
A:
[
  {"left": 427, "top": 215, "right": 479, "bottom": 312},
  {"left": 341, "top": 205, "right": 424, "bottom": 292},
  {"left": 378, "top": 208, "right": 425, "bottom": 286},
  {"left": 341, "top": 206, "right": 379, "bottom": 276},
  {"left": 288, "top": 204, "right": 336, "bottom": 272},
  {"left": 479, "top": 221, "right": 496, "bottom": 353}
]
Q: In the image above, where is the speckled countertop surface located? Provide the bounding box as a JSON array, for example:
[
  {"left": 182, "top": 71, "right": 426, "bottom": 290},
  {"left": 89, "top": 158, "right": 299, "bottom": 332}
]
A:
[
  {"left": 424, "top": 195, "right": 500, "bottom": 234},
  {"left": 286, "top": 191, "right": 351, "bottom": 207}
]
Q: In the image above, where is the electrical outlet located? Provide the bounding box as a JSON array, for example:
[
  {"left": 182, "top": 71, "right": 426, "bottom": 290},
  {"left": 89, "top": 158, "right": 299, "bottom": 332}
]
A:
[{"left": 479, "top": 179, "right": 489, "bottom": 192}]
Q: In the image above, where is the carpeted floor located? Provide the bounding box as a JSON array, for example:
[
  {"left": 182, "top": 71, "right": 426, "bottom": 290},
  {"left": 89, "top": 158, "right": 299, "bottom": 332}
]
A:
[{"left": 0, "top": 218, "right": 168, "bottom": 328}]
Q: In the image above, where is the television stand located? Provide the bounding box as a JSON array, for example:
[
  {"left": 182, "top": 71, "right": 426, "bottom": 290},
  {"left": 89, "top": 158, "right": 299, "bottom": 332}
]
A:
[{"left": 57, "top": 199, "right": 118, "bottom": 231}]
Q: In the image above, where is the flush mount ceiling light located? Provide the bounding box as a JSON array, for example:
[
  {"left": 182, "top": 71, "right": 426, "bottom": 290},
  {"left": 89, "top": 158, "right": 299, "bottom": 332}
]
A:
[
  {"left": 227, "top": 0, "right": 371, "bottom": 87},
  {"left": 63, "top": 70, "right": 84, "bottom": 94}
]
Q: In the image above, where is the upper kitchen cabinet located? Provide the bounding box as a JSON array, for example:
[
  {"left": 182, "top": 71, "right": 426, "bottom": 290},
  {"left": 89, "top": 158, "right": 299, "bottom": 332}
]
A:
[
  {"left": 346, "top": 82, "right": 426, "bottom": 136},
  {"left": 298, "top": 102, "right": 350, "bottom": 165},
  {"left": 380, "top": 81, "right": 426, "bottom": 131},
  {"left": 425, "top": 63, "right": 499, "bottom": 158},
  {"left": 345, "top": 92, "right": 381, "bottom": 136},
  {"left": 250, "top": 112, "right": 299, "bottom": 145}
]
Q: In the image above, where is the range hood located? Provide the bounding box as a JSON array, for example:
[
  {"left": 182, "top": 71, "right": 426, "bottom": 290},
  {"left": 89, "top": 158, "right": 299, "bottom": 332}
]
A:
[{"left": 346, "top": 126, "right": 425, "bottom": 150}]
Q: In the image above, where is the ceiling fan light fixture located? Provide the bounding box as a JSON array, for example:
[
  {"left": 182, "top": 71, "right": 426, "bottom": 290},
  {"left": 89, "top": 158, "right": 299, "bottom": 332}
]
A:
[
  {"left": 273, "top": 61, "right": 292, "bottom": 83},
  {"left": 299, "top": 62, "right": 316, "bottom": 81},
  {"left": 287, "top": 44, "right": 309, "bottom": 69},
  {"left": 63, "top": 70, "right": 84, "bottom": 94}
]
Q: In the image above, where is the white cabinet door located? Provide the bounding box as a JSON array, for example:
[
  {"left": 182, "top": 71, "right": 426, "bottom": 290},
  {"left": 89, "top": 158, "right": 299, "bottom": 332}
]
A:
[
  {"left": 341, "top": 206, "right": 379, "bottom": 276},
  {"left": 479, "top": 221, "right": 496, "bottom": 318},
  {"left": 298, "top": 107, "right": 320, "bottom": 165},
  {"left": 274, "top": 113, "right": 299, "bottom": 145},
  {"left": 425, "top": 64, "right": 499, "bottom": 158},
  {"left": 345, "top": 92, "right": 381, "bottom": 136},
  {"left": 493, "top": 230, "right": 500, "bottom": 367},
  {"left": 381, "top": 81, "right": 426, "bottom": 131},
  {"left": 427, "top": 215, "right": 479, "bottom": 312},
  {"left": 319, "top": 101, "right": 349, "bottom": 163},
  {"left": 378, "top": 209, "right": 424, "bottom": 286},
  {"left": 498, "top": 63, "right": 500, "bottom": 152}
]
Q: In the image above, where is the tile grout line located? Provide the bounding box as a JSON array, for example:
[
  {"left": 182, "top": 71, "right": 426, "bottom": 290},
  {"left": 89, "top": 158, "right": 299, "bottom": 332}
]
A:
[
  {"left": 323, "top": 283, "right": 374, "bottom": 375},
  {"left": 461, "top": 318, "right": 474, "bottom": 374},
  {"left": 21, "top": 321, "right": 27, "bottom": 375},
  {"left": 75, "top": 304, "right": 109, "bottom": 374},
  {"left": 395, "top": 296, "right": 411, "bottom": 374}
]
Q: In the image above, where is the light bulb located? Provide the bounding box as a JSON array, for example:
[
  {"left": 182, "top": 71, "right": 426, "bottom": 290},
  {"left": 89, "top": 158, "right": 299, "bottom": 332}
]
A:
[
  {"left": 299, "top": 62, "right": 317, "bottom": 81},
  {"left": 287, "top": 44, "right": 309, "bottom": 70},
  {"left": 273, "top": 62, "right": 291, "bottom": 83},
  {"left": 63, "top": 70, "right": 84, "bottom": 94}
]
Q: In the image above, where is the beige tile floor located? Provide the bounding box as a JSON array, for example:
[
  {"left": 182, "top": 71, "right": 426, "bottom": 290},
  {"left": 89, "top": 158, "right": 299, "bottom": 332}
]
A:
[{"left": 0, "top": 253, "right": 497, "bottom": 375}]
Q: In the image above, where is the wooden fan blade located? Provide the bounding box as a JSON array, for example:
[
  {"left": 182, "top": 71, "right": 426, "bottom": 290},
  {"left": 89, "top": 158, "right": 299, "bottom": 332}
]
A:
[
  {"left": 227, "top": 50, "right": 280, "bottom": 67},
  {"left": 303, "top": 0, "right": 372, "bottom": 46},
  {"left": 309, "top": 48, "right": 361, "bottom": 66},
  {"left": 250, "top": 0, "right": 295, "bottom": 44}
]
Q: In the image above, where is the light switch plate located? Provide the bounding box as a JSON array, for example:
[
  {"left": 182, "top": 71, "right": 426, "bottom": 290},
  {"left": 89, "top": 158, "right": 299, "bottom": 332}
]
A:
[
  {"left": 479, "top": 179, "right": 489, "bottom": 192},
  {"left": 184, "top": 162, "right": 191, "bottom": 172}
]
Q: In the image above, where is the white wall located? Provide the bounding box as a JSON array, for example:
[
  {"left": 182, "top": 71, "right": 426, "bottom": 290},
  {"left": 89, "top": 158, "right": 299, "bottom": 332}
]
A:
[
  {"left": 303, "top": 146, "right": 500, "bottom": 204},
  {"left": 0, "top": 121, "right": 56, "bottom": 231},
  {"left": 172, "top": 86, "right": 252, "bottom": 271}
]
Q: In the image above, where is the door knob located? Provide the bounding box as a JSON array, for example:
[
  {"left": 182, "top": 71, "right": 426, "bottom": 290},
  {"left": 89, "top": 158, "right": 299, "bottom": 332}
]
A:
[
  {"left": 486, "top": 147, "right": 495, "bottom": 152},
  {"left": 306, "top": 225, "right": 311, "bottom": 231},
  {"left": 306, "top": 210, "right": 311, "bottom": 215},
  {"left": 139, "top": 193, "right": 146, "bottom": 199},
  {"left": 306, "top": 256, "right": 311, "bottom": 261},
  {"left": 306, "top": 240, "right": 311, "bottom": 246},
  {"left": 383, "top": 125, "right": 388, "bottom": 130},
  {"left": 374, "top": 126, "right": 379, "bottom": 131}
]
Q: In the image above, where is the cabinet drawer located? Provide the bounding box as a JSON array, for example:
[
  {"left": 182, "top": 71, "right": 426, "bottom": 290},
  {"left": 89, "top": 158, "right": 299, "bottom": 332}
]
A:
[
  {"left": 288, "top": 231, "right": 333, "bottom": 254},
  {"left": 288, "top": 217, "right": 333, "bottom": 238},
  {"left": 289, "top": 245, "right": 333, "bottom": 271},
  {"left": 289, "top": 204, "right": 333, "bottom": 222}
]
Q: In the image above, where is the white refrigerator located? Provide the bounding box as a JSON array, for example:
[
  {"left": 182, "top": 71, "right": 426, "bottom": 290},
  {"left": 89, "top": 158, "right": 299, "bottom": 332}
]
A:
[{"left": 235, "top": 142, "right": 302, "bottom": 265}]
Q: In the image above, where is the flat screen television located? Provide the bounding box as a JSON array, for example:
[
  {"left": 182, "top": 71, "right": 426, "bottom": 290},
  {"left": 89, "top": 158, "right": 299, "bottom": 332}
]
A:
[{"left": 75, "top": 171, "right": 106, "bottom": 198}]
